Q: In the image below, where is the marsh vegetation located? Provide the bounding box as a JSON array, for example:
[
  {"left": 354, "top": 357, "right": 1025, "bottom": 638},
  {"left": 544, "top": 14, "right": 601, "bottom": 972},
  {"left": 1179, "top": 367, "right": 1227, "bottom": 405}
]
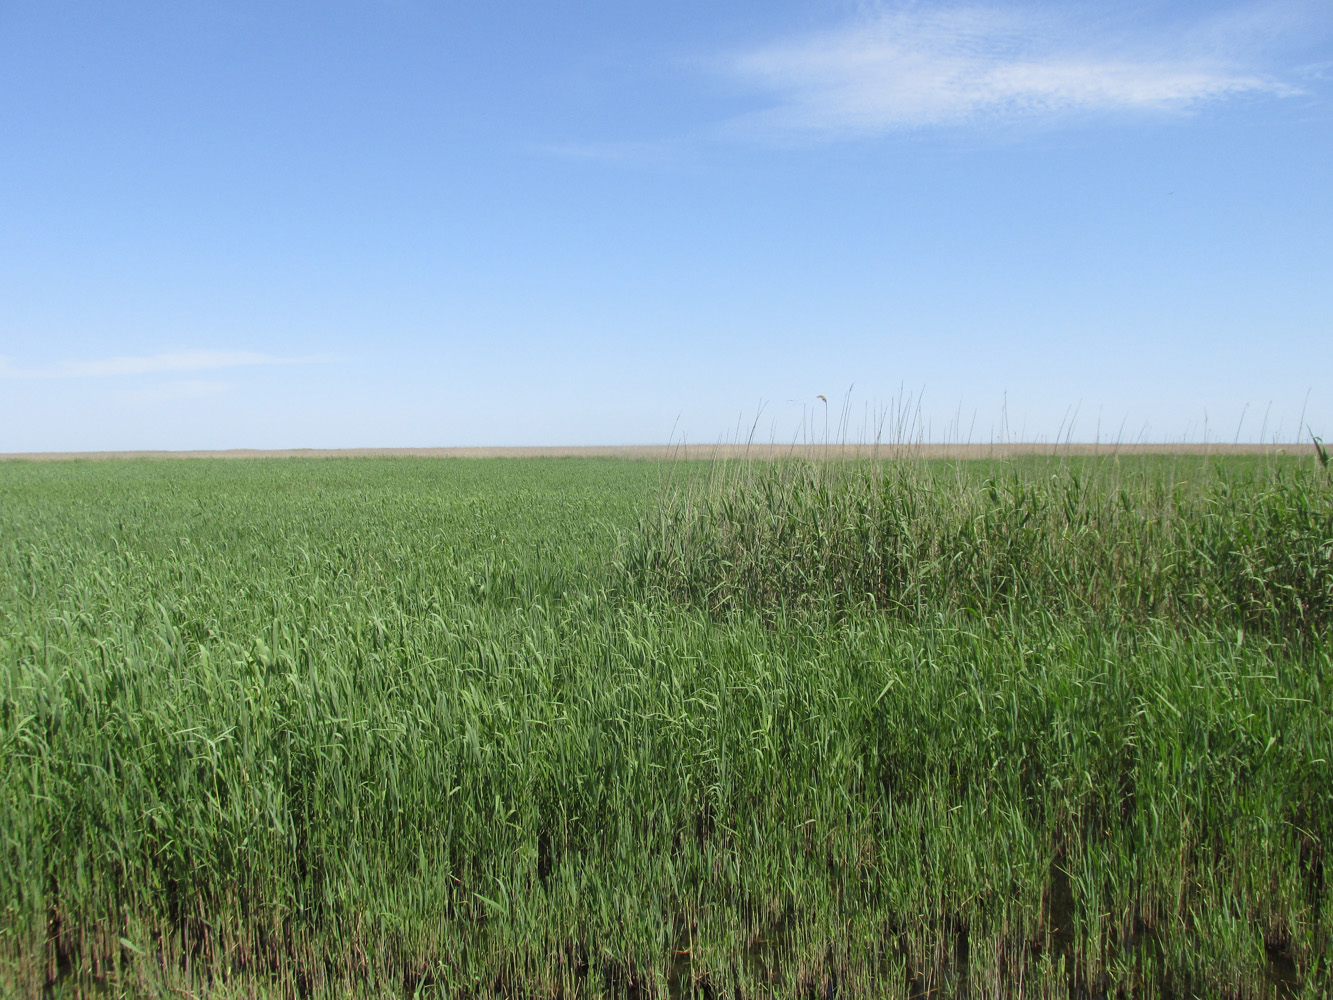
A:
[{"left": 1, "top": 453, "right": 1329, "bottom": 997}]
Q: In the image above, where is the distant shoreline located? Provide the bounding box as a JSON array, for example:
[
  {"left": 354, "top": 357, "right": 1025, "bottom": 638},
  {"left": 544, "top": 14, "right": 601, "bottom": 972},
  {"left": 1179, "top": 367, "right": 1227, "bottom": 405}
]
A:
[{"left": 0, "top": 442, "right": 1309, "bottom": 461}]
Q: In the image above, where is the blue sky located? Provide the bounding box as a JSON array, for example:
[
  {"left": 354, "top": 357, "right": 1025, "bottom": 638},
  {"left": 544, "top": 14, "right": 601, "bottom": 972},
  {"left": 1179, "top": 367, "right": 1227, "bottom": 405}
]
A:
[{"left": 2, "top": 0, "right": 1329, "bottom": 450}]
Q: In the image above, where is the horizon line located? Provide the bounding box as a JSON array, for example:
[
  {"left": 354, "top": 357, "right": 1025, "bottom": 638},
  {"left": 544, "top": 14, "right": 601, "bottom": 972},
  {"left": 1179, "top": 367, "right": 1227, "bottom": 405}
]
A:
[{"left": 0, "top": 442, "right": 1316, "bottom": 462}]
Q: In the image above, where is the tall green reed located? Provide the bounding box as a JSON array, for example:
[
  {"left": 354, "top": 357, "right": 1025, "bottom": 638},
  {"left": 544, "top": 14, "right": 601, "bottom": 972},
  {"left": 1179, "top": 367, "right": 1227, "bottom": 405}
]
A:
[
  {"left": 627, "top": 454, "right": 1333, "bottom": 638},
  {"left": 1, "top": 456, "right": 1329, "bottom": 998}
]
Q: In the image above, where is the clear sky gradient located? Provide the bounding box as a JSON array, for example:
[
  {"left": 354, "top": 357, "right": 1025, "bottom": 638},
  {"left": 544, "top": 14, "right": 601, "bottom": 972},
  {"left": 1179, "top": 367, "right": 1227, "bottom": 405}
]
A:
[{"left": 2, "top": 0, "right": 1329, "bottom": 451}]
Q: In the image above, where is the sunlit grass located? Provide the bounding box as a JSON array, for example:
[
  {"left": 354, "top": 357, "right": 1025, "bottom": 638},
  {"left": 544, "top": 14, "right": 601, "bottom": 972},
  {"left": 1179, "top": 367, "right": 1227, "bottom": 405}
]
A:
[
  {"left": 627, "top": 453, "right": 1333, "bottom": 635},
  {"left": 1, "top": 454, "right": 1329, "bottom": 998}
]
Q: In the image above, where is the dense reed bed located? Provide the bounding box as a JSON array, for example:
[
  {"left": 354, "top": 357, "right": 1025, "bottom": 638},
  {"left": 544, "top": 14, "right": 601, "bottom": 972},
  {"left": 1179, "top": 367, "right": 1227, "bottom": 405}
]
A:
[
  {"left": 628, "top": 455, "right": 1333, "bottom": 636},
  {"left": 1, "top": 454, "right": 1330, "bottom": 998}
]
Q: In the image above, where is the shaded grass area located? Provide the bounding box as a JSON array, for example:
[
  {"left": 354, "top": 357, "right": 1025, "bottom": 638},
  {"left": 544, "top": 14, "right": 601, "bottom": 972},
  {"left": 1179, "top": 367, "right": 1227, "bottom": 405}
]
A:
[{"left": 0, "top": 455, "right": 1330, "bottom": 998}]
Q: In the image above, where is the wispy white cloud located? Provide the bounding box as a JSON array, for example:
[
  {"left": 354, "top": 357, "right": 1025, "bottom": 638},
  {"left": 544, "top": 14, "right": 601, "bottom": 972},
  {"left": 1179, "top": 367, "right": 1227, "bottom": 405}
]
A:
[
  {"left": 723, "top": 3, "right": 1300, "bottom": 140},
  {"left": 1294, "top": 60, "right": 1333, "bottom": 82},
  {"left": 118, "top": 379, "right": 237, "bottom": 404},
  {"left": 0, "top": 350, "right": 333, "bottom": 379}
]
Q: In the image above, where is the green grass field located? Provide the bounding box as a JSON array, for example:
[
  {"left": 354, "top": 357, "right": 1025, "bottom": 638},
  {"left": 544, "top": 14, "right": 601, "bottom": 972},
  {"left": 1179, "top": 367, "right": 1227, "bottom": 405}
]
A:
[{"left": 1, "top": 454, "right": 1330, "bottom": 998}]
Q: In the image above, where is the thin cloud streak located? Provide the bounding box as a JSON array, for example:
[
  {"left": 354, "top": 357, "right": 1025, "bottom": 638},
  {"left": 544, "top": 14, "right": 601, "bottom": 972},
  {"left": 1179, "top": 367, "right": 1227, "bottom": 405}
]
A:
[
  {"left": 118, "top": 379, "right": 237, "bottom": 405},
  {"left": 0, "top": 350, "right": 334, "bottom": 379},
  {"left": 724, "top": 4, "right": 1299, "bottom": 140}
]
